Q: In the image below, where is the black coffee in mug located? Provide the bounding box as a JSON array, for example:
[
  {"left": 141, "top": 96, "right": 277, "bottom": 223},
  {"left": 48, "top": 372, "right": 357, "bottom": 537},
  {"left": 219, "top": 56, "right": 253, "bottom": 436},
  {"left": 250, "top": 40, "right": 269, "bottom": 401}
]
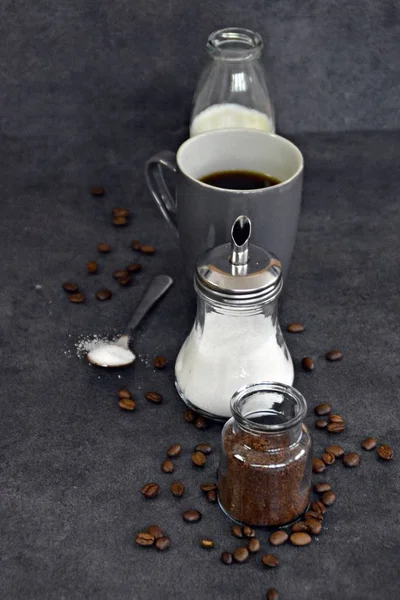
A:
[{"left": 200, "top": 170, "right": 281, "bottom": 190}]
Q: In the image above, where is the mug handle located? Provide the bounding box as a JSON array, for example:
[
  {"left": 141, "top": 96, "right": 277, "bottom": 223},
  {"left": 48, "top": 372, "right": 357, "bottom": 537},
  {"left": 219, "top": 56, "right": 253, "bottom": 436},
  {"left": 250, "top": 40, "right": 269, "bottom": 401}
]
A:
[{"left": 145, "top": 151, "right": 179, "bottom": 237}]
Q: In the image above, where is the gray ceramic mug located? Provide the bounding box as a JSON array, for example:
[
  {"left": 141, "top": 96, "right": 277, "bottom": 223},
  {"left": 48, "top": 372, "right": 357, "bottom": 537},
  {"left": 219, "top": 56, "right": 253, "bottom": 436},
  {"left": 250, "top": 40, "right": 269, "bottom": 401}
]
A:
[{"left": 145, "top": 129, "right": 303, "bottom": 280}]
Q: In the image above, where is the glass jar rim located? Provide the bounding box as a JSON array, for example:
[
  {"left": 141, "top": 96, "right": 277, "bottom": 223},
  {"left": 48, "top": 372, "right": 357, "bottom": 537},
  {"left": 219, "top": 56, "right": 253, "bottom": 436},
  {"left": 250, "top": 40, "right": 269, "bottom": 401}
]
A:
[
  {"left": 230, "top": 382, "right": 307, "bottom": 433},
  {"left": 207, "top": 27, "right": 263, "bottom": 60}
]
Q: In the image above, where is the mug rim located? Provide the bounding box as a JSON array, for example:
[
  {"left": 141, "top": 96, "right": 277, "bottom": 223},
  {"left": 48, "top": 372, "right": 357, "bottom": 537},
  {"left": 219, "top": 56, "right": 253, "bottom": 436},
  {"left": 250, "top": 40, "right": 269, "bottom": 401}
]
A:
[{"left": 176, "top": 129, "right": 304, "bottom": 193}]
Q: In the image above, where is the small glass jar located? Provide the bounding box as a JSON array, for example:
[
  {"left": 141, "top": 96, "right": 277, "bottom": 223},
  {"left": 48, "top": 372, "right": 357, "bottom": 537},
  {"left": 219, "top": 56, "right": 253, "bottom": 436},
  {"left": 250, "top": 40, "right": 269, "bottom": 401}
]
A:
[
  {"left": 190, "top": 27, "right": 275, "bottom": 136},
  {"left": 218, "top": 382, "right": 312, "bottom": 527}
]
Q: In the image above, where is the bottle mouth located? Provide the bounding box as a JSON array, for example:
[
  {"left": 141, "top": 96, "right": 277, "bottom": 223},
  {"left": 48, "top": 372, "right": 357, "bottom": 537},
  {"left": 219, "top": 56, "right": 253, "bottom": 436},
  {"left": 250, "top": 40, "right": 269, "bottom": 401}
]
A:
[
  {"left": 207, "top": 27, "right": 263, "bottom": 60},
  {"left": 230, "top": 382, "right": 307, "bottom": 433}
]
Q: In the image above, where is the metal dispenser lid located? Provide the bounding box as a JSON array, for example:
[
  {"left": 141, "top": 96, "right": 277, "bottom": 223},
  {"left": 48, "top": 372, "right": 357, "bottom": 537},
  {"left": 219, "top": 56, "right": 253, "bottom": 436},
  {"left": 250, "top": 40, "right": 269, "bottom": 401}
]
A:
[{"left": 195, "top": 216, "right": 283, "bottom": 304}]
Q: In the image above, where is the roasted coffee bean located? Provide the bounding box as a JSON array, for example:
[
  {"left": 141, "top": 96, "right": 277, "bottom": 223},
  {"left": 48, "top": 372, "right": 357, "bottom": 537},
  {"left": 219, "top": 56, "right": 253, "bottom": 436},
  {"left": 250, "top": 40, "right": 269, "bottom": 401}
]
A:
[
  {"left": 290, "top": 532, "right": 312, "bottom": 546},
  {"left": 118, "top": 275, "right": 132, "bottom": 286},
  {"left": 321, "top": 490, "right": 336, "bottom": 506},
  {"left": 153, "top": 355, "right": 167, "bottom": 369},
  {"left": 305, "top": 517, "right": 322, "bottom": 535},
  {"left": 291, "top": 521, "right": 309, "bottom": 533},
  {"left": 302, "top": 356, "right": 315, "bottom": 371},
  {"left": 195, "top": 416, "right": 208, "bottom": 430},
  {"left": 141, "top": 482, "right": 159, "bottom": 498},
  {"left": 161, "top": 459, "right": 174, "bottom": 474},
  {"left": 326, "top": 349, "right": 342, "bottom": 361},
  {"left": 118, "top": 388, "right": 132, "bottom": 399},
  {"left": 62, "top": 282, "right": 79, "bottom": 293},
  {"left": 312, "top": 458, "right": 326, "bottom": 473},
  {"left": 112, "top": 207, "right": 129, "bottom": 218},
  {"left": 322, "top": 452, "right": 335, "bottom": 465},
  {"left": 112, "top": 216, "right": 127, "bottom": 226},
  {"left": 314, "top": 482, "right": 331, "bottom": 494},
  {"left": 155, "top": 536, "right": 171, "bottom": 551},
  {"left": 192, "top": 451, "right": 206, "bottom": 467},
  {"left": 170, "top": 481, "right": 185, "bottom": 497},
  {"left": 287, "top": 322, "right": 305, "bottom": 333},
  {"left": 167, "top": 444, "right": 182, "bottom": 458},
  {"left": 200, "top": 539, "right": 214, "bottom": 549},
  {"left": 118, "top": 398, "right": 135, "bottom": 411},
  {"left": 243, "top": 526, "right": 255, "bottom": 538},
  {"left": 182, "top": 509, "right": 201, "bottom": 523},
  {"left": 200, "top": 482, "right": 217, "bottom": 493},
  {"left": 231, "top": 525, "right": 243, "bottom": 538},
  {"left": 131, "top": 239, "right": 141, "bottom": 251},
  {"left": 206, "top": 490, "right": 217, "bottom": 503},
  {"left": 86, "top": 260, "right": 98, "bottom": 274},
  {"left": 69, "top": 292, "right": 85, "bottom": 303},
  {"left": 140, "top": 244, "right": 155, "bottom": 254},
  {"left": 91, "top": 186, "right": 104, "bottom": 196},
  {"left": 315, "top": 419, "right": 328, "bottom": 429},
  {"left": 135, "top": 532, "right": 154, "bottom": 546},
  {"left": 96, "top": 288, "right": 112, "bottom": 301},
  {"left": 361, "top": 437, "right": 377, "bottom": 451},
  {"left": 221, "top": 551, "right": 233, "bottom": 565},
  {"left": 261, "top": 554, "right": 279, "bottom": 568},
  {"left": 269, "top": 531, "right": 288, "bottom": 546},
  {"left": 304, "top": 510, "right": 323, "bottom": 521},
  {"left": 327, "top": 421, "right": 345, "bottom": 433},
  {"left": 113, "top": 269, "right": 129, "bottom": 280},
  {"left": 266, "top": 588, "right": 279, "bottom": 600},
  {"left": 184, "top": 409, "right": 196, "bottom": 423},
  {"left": 377, "top": 444, "right": 394, "bottom": 460},
  {"left": 194, "top": 442, "right": 212, "bottom": 455},
  {"left": 126, "top": 262, "right": 142, "bottom": 273},
  {"left": 325, "top": 445, "right": 344, "bottom": 457},
  {"left": 311, "top": 501, "right": 326, "bottom": 515},
  {"left": 342, "top": 452, "right": 360, "bottom": 467},
  {"left": 145, "top": 391, "right": 162, "bottom": 404},
  {"left": 315, "top": 403, "right": 331, "bottom": 416},
  {"left": 97, "top": 243, "right": 111, "bottom": 253},
  {"left": 233, "top": 547, "right": 249, "bottom": 563},
  {"left": 146, "top": 525, "right": 163, "bottom": 540},
  {"left": 247, "top": 538, "right": 260, "bottom": 553},
  {"left": 329, "top": 414, "right": 344, "bottom": 423}
]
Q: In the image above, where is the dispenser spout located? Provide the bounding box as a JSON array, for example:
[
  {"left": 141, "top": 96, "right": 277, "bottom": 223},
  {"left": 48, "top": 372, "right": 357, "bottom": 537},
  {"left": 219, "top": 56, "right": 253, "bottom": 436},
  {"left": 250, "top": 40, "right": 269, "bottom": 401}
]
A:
[{"left": 230, "top": 215, "right": 251, "bottom": 266}]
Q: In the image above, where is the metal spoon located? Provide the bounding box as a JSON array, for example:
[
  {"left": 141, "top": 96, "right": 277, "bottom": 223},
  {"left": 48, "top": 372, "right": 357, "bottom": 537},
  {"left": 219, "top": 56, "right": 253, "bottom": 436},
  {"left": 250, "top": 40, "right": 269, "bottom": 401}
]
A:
[{"left": 87, "top": 274, "right": 173, "bottom": 367}]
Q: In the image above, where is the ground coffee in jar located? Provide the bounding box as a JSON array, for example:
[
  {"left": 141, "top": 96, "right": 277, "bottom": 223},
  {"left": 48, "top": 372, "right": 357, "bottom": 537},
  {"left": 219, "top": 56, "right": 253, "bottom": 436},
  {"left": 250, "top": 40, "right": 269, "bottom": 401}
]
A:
[{"left": 218, "top": 382, "right": 312, "bottom": 527}]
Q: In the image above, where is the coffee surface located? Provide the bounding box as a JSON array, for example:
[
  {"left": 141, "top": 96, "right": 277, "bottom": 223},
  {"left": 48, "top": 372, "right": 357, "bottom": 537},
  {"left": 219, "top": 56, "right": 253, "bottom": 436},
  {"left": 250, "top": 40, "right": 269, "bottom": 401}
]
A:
[{"left": 200, "top": 170, "right": 281, "bottom": 190}]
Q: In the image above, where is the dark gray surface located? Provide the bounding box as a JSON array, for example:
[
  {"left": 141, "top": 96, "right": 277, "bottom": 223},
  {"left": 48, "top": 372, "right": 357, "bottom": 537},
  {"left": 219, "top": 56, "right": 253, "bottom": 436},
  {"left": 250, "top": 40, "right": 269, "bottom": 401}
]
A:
[{"left": 0, "top": 128, "right": 399, "bottom": 600}]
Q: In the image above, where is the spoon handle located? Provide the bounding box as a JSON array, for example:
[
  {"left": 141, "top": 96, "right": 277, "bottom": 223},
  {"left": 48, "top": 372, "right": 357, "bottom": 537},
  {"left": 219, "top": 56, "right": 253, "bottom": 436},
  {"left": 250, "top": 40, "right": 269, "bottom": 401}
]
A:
[{"left": 127, "top": 274, "right": 173, "bottom": 335}]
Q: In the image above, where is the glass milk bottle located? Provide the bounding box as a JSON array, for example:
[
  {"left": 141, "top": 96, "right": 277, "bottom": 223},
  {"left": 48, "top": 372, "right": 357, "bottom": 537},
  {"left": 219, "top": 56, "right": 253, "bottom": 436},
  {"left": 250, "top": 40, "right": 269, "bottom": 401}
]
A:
[
  {"left": 190, "top": 27, "right": 275, "bottom": 136},
  {"left": 175, "top": 216, "right": 293, "bottom": 420}
]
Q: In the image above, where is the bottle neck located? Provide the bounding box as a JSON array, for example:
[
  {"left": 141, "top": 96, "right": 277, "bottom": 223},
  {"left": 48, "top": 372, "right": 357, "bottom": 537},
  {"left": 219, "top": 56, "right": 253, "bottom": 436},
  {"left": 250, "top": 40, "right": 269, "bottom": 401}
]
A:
[{"left": 207, "top": 27, "right": 263, "bottom": 62}]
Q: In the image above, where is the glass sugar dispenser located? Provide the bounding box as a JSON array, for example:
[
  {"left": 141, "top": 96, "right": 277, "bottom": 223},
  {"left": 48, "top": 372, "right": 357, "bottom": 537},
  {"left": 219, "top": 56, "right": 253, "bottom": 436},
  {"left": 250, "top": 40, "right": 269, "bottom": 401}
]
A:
[
  {"left": 175, "top": 216, "right": 294, "bottom": 420},
  {"left": 190, "top": 27, "right": 275, "bottom": 136}
]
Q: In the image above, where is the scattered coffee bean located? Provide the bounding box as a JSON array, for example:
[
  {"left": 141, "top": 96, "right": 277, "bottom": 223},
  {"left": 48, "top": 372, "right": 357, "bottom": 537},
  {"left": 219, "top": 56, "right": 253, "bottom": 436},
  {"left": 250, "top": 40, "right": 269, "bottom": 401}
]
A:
[
  {"left": 322, "top": 452, "right": 335, "bottom": 465},
  {"left": 321, "top": 490, "right": 336, "bottom": 506},
  {"left": 200, "top": 482, "right": 217, "bottom": 493},
  {"left": 231, "top": 525, "right": 243, "bottom": 538},
  {"left": 153, "top": 355, "right": 167, "bottom": 369},
  {"left": 290, "top": 532, "right": 312, "bottom": 546},
  {"left": 312, "top": 458, "right": 326, "bottom": 473},
  {"left": 342, "top": 452, "right": 360, "bottom": 468},
  {"left": 311, "top": 501, "right": 326, "bottom": 515},
  {"left": 97, "top": 243, "right": 111, "bottom": 253},
  {"left": 118, "top": 398, "right": 135, "bottom": 411},
  {"left": 329, "top": 414, "right": 344, "bottom": 423},
  {"left": 62, "top": 282, "right": 79, "bottom": 293},
  {"left": 302, "top": 356, "right": 315, "bottom": 371},
  {"left": 118, "top": 389, "right": 132, "bottom": 399},
  {"left": 86, "top": 260, "right": 98, "bottom": 274},
  {"left": 140, "top": 244, "right": 155, "bottom": 255},
  {"left": 206, "top": 490, "right": 217, "bottom": 503},
  {"left": 69, "top": 292, "right": 85, "bottom": 303},
  {"left": 112, "top": 216, "right": 127, "bottom": 226},
  {"left": 377, "top": 444, "right": 394, "bottom": 461},
  {"left": 113, "top": 269, "right": 128, "bottom": 280},
  {"left": 291, "top": 521, "right": 309, "bottom": 533},
  {"left": 161, "top": 459, "right": 174, "bottom": 474},
  {"left": 221, "top": 551, "right": 233, "bottom": 565},
  {"left": 91, "top": 186, "right": 104, "bottom": 197},
  {"left": 96, "top": 289, "right": 112, "bottom": 301},
  {"left": 171, "top": 481, "right": 185, "bottom": 497},
  {"left": 145, "top": 391, "right": 162, "bottom": 404},
  {"left": 195, "top": 416, "right": 208, "bottom": 429},
  {"left": 155, "top": 536, "right": 171, "bottom": 551},
  {"left": 183, "top": 509, "right": 201, "bottom": 523},
  {"left": 135, "top": 532, "right": 154, "bottom": 546},
  {"left": 243, "top": 526, "right": 255, "bottom": 538},
  {"left": 269, "top": 531, "right": 288, "bottom": 546},
  {"left": 192, "top": 451, "right": 207, "bottom": 467},
  {"left": 184, "top": 409, "right": 196, "bottom": 423},
  {"left": 315, "top": 403, "right": 331, "bottom": 416},
  {"left": 233, "top": 547, "right": 249, "bottom": 563},
  {"left": 287, "top": 322, "right": 305, "bottom": 333},
  {"left": 314, "top": 482, "right": 331, "bottom": 494},
  {"left": 326, "top": 349, "right": 342, "bottom": 361},
  {"left": 126, "top": 262, "right": 142, "bottom": 273},
  {"left": 112, "top": 207, "right": 129, "bottom": 218},
  {"left": 361, "top": 437, "right": 377, "bottom": 451},
  {"left": 200, "top": 539, "right": 214, "bottom": 549},
  {"left": 146, "top": 525, "right": 163, "bottom": 540},
  {"left": 267, "top": 588, "right": 279, "bottom": 600},
  {"left": 131, "top": 239, "right": 141, "bottom": 251},
  {"left": 315, "top": 419, "right": 328, "bottom": 429},
  {"left": 305, "top": 517, "right": 322, "bottom": 535},
  {"left": 304, "top": 510, "right": 323, "bottom": 521},
  {"left": 247, "top": 538, "right": 260, "bottom": 553},
  {"left": 167, "top": 444, "right": 182, "bottom": 458},
  {"left": 261, "top": 554, "right": 279, "bottom": 568},
  {"left": 118, "top": 275, "right": 132, "bottom": 286},
  {"left": 325, "top": 445, "right": 344, "bottom": 457},
  {"left": 327, "top": 421, "right": 345, "bottom": 433},
  {"left": 194, "top": 443, "right": 212, "bottom": 455},
  {"left": 141, "top": 482, "right": 160, "bottom": 499}
]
